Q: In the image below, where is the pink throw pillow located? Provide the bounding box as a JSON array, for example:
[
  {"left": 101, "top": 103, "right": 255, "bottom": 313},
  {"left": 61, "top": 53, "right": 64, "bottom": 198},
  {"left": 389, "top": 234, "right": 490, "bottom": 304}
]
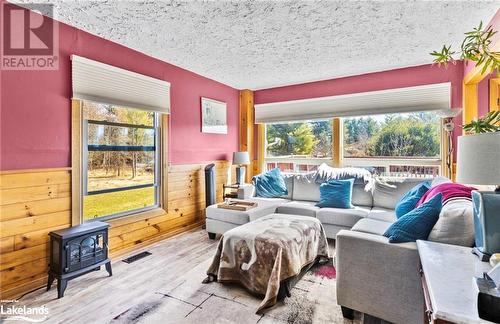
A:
[{"left": 416, "top": 183, "right": 476, "bottom": 207}]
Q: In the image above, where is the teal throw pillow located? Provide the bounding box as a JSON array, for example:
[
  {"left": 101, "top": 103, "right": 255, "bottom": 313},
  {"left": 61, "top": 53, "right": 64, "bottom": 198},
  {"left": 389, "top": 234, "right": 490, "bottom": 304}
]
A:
[
  {"left": 316, "top": 178, "right": 354, "bottom": 209},
  {"left": 395, "top": 181, "right": 431, "bottom": 218},
  {"left": 252, "top": 168, "right": 288, "bottom": 198},
  {"left": 384, "top": 193, "right": 442, "bottom": 243}
]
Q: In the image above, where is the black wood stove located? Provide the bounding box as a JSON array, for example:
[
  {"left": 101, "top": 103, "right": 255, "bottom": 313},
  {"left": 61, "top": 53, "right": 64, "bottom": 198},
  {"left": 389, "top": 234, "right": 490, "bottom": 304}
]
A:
[{"left": 47, "top": 221, "right": 112, "bottom": 298}]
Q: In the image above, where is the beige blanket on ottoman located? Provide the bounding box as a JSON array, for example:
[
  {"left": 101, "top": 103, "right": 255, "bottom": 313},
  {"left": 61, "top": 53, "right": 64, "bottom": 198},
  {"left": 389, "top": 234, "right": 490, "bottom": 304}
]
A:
[{"left": 203, "top": 214, "right": 330, "bottom": 313}]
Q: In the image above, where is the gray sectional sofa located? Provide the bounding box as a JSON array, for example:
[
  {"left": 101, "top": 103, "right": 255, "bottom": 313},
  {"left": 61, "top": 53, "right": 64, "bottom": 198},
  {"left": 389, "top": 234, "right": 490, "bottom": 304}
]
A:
[
  {"left": 206, "top": 172, "right": 427, "bottom": 239},
  {"left": 205, "top": 171, "right": 474, "bottom": 324}
]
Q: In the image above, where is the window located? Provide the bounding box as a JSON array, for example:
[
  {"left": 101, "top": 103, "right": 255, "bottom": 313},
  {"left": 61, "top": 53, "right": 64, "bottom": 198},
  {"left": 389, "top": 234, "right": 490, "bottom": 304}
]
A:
[
  {"left": 265, "top": 120, "right": 332, "bottom": 173},
  {"left": 343, "top": 112, "right": 441, "bottom": 177},
  {"left": 261, "top": 112, "right": 443, "bottom": 178},
  {"left": 82, "top": 101, "right": 160, "bottom": 221}
]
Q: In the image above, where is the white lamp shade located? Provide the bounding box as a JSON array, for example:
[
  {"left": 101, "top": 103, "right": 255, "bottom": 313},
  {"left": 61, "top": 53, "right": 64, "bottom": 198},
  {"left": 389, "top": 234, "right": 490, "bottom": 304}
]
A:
[
  {"left": 233, "top": 152, "right": 250, "bottom": 165},
  {"left": 456, "top": 132, "right": 500, "bottom": 185}
]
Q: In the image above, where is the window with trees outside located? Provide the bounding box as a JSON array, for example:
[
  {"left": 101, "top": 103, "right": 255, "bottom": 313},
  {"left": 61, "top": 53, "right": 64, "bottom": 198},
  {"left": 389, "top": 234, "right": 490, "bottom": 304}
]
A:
[
  {"left": 343, "top": 112, "right": 441, "bottom": 177},
  {"left": 265, "top": 120, "right": 332, "bottom": 173},
  {"left": 263, "top": 112, "right": 442, "bottom": 177},
  {"left": 82, "top": 101, "right": 160, "bottom": 221}
]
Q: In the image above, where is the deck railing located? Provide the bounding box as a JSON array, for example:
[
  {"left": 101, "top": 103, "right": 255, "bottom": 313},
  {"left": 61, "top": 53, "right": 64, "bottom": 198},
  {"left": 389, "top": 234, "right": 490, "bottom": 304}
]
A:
[{"left": 264, "top": 156, "right": 441, "bottom": 178}]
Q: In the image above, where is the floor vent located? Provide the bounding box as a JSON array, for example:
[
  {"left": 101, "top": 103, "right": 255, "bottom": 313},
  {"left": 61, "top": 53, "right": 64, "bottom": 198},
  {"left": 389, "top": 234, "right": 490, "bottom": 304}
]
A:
[{"left": 122, "top": 251, "right": 152, "bottom": 264}]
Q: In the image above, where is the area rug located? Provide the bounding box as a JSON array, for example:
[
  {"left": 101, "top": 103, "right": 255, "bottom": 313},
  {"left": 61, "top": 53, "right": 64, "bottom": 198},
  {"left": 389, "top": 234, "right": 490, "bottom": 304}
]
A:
[{"left": 111, "top": 258, "right": 362, "bottom": 324}]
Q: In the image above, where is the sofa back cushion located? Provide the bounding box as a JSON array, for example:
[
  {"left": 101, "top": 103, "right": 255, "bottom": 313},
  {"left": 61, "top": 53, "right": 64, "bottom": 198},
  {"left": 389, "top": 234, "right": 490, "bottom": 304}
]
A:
[
  {"left": 292, "top": 173, "right": 320, "bottom": 202},
  {"left": 280, "top": 173, "right": 294, "bottom": 199},
  {"left": 428, "top": 198, "right": 474, "bottom": 247},
  {"left": 373, "top": 178, "right": 430, "bottom": 210},
  {"left": 352, "top": 183, "right": 373, "bottom": 207}
]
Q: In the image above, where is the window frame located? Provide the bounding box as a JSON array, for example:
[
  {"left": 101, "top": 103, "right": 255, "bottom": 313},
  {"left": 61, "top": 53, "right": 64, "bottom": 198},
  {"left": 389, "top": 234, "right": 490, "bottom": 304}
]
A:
[
  {"left": 71, "top": 99, "right": 169, "bottom": 226},
  {"left": 260, "top": 114, "right": 445, "bottom": 177}
]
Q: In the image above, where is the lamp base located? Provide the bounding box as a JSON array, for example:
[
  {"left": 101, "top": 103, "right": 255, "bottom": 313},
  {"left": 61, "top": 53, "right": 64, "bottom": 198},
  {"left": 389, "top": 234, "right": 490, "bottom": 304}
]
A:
[
  {"left": 235, "top": 166, "right": 245, "bottom": 185},
  {"left": 472, "top": 247, "right": 491, "bottom": 262}
]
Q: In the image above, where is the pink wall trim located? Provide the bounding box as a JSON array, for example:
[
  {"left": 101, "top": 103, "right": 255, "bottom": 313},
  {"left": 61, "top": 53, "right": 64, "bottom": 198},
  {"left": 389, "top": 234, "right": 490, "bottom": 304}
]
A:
[{"left": 0, "top": 2, "right": 239, "bottom": 170}]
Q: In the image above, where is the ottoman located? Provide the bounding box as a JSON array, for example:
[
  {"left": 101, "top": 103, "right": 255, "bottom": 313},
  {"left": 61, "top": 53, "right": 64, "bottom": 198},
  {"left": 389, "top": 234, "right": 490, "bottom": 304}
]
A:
[
  {"left": 205, "top": 198, "right": 283, "bottom": 239},
  {"left": 203, "top": 213, "right": 330, "bottom": 313}
]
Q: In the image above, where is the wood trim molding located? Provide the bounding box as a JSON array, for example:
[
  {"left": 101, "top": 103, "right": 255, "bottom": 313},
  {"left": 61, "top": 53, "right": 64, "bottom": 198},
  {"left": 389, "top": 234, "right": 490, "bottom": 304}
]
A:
[
  {"left": 332, "top": 118, "right": 343, "bottom": 167},
  {"left": 161, "top": 114, "right": 169, "bottom": 212},
  {"left": 0, "top": 167, "right": 71, "bottom": 175},
  {"left": 255, "top": 124, "right": 265, "bottom": 175},
  {"left": 71, "top": 99, "right": 83, "bottom": 226},
  {"left": 490, "top": 78, "right": 500, "bottom": 112},
  {"left": 239, "top": 89, "right": 254, "bottom": 181},
  {"left": 462, "top": 83, "right": 478, "bottom": 133}
]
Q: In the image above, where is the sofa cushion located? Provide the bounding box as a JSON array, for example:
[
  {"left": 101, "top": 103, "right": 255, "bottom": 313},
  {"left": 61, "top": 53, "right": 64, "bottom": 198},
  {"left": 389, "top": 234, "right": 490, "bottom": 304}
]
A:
[
  {"left": 367, "top": 207, "right": 397, "bottom": 223},
  {"left": 428, "top": 199, "right": 474, "bottom": 247},
  {"left": 351, "top": 218, "right": 393, "bottom": 236},
  {"left": 206, "top": 199, "right": 283, "bottom": 225},
  {"left": 316, "top": 206, "right": 370, "bottom": 227},
  {"left": 276, "top": 200, "right": 319, "bottom": 217},
  {"left": 316, "top": 179, "right": 354, "bottom": 209},
  {"left": 352, "top": 183, "right": 373, "bottom": 207},
  {"left": 383, "top": 193, "right": 442, "bottom": 243},
  {"left": 253, "top": 168, "right": 288, "bottom": 198},
  {"left": 292, "top": 173, "right": 320, "bottom": 202},
  {"left": 373, "top": 178, "right": 429, "bottom": 210},
  {"left": 206, "top": 206, "right": 251, "bottom": 225},
  {"left": 281, "top": 173, "right": 294, "bottom": 199}
]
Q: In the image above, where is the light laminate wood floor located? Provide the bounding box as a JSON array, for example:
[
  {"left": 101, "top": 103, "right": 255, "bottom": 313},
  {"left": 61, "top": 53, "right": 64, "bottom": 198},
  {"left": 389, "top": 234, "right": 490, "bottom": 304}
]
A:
[{"left": 3, "top": 227, "right": 352, "bottom": 324}]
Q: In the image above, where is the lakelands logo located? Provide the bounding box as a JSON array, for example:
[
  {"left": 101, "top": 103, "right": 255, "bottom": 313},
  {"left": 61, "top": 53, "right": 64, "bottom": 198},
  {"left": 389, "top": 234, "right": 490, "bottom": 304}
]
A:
[
  {"left": 0, "top": 300, "right": 49, "bottom": 322},
  {"left": 1, "top": 2, "right": 59, "bottom": 70}
]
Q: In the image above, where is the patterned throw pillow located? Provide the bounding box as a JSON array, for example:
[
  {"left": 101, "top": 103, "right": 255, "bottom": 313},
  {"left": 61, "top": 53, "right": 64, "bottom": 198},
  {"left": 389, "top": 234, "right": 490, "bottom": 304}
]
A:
[{"left": 384, "top": 193, "right": 443, "bottom": 243}]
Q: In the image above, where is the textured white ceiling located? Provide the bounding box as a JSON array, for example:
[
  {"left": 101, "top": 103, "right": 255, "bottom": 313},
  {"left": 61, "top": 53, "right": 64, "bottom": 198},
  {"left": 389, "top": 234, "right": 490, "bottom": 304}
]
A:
[{"left": 19, "top": 1, "right": 500, "bottom": 89}]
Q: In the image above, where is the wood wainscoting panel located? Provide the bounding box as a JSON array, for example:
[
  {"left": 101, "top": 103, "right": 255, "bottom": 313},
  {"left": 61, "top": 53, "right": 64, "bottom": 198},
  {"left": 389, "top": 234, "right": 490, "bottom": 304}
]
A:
[
  {"left": 0, "top": 161, "right": 233, "bottom": 299},
  {"left": 0, "top": 168, "right": 71, "bottom": 299}
]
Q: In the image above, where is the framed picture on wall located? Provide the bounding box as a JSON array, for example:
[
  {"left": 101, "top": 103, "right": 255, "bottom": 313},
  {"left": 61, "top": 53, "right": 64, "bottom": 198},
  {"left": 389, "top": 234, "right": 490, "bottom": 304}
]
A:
[{"left": 201, "top": 97, "right": 227, "bottom": 134}]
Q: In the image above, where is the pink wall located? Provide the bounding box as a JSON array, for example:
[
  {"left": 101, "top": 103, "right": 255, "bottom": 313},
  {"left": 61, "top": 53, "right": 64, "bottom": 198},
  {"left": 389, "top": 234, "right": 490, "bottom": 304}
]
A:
[
  {"left": 0, "top": 3, "right": 239, "bottom": 170},
  {"left": 254, "top": 63, "right": 464, "bottom": 154}
]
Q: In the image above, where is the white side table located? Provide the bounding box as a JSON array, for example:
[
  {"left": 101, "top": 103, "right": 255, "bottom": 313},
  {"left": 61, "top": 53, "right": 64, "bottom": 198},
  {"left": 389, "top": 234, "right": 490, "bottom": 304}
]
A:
[{"left": 417, "top": 240, "right": 493, "bottom": 324}]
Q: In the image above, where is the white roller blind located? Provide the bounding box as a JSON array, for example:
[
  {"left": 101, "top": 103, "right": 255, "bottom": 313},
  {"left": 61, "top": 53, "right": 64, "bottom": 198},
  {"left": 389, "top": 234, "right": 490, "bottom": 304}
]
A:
[
  {"left": 255, "top": 83, "right": 451, "bottom": 123},
  {"left": 71, "top": 55, "right": 170, "bottom": 113}
]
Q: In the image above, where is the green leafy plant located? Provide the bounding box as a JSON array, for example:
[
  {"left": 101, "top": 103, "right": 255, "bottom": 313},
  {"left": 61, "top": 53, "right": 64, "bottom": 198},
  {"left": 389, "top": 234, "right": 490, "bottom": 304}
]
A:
[
  {"left": 463, "top": 111, "right": 500, "bottom": 134},
  {"left": 431, "top": 21, "right": 500, "bottom": 75}
]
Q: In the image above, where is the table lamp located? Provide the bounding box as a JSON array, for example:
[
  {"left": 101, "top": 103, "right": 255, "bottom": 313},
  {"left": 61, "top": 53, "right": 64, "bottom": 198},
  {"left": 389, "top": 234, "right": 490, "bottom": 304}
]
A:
[
  {"left": 233, "top": 151, "right": 250, "bottom": 184},
  {"left": 456, "top": 132, "right": 500, "bottom": 261}
]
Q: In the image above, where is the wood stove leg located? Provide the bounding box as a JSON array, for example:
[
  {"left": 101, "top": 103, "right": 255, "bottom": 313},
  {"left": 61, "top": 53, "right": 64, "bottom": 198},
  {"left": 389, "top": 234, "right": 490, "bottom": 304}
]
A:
[
  {"left": 208, "top": 232, "right": 216, "bottom": 239},
  {"left": 57, "top": 279, "right": 68, "bottom": 299},
  {"left": 105, "top": 261, "right": 112, "bottom": 276},
  {"left": 47, "top": 273, "right": 55, "bottom": 291}
]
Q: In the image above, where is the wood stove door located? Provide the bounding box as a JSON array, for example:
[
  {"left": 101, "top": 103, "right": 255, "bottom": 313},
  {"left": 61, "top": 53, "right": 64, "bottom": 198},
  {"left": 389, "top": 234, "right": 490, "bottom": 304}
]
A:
[{"left": 66, "top": 231, "right": 107, "bottom": 273}]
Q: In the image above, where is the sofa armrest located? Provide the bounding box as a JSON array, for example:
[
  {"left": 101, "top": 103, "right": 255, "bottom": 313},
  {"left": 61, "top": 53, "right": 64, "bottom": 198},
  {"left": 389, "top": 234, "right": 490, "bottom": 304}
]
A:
[
  {"left": 336, "top": 230, "right": 423, "bottom": 324},
  {"left": 237, "top": 184, "right": 255, "bottom": 199}
]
